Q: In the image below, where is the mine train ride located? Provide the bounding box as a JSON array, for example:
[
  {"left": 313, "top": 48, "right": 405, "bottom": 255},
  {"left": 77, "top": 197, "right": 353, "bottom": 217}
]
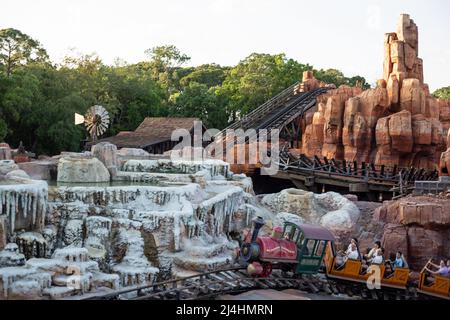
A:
[{"left": 239, "top": 217, "right": 450, "bottom": 300}]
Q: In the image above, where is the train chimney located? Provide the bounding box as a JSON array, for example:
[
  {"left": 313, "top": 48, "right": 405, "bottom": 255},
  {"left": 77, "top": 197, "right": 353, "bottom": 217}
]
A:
[{"left": 251, "top": 216, "right": 265, "bottom": 243}]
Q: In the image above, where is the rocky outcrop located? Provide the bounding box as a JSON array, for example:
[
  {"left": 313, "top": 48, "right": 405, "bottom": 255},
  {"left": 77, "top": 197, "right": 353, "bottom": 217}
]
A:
[
  {"left": 0, "top": 177, "right": 48, "bottom": 233},
  {"left": 91, "top": 142, "right": 118, "bottom": 177},
  {"left": 18, "top": 160, "right": 57, "bottom": 181},
  {"left": 261, "top": 189, "right": 360, "bottom": 245},
  {"left": 0, "top": 143, "right": 12, "bottom": 161},
  {"left": 0, "top": 160, "right": 19, "bottom": 175},
  {"left": 57, "top": 157, "right": 110, "bottom": 183},
  {"left": 299, "top": 14, "right": 447, "bottom": 170},
  {"left": 374, "top": 195, "right": 450, "bottom": 269},
  {"left": 298, "top": 71, "right": 327, "bottom": 92},
  {"left": 302, "top": 86, "right": 363, "bottom": 159},
  {"left": 0, "top": 149, "right": 259, "bottom": 298}
]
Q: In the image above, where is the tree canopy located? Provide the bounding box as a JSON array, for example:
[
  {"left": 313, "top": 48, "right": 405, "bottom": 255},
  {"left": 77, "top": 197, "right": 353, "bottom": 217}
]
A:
[
  {"left": 433, "top": 87, "right": 450, "bottom": 100},
  {"left": 0, "top": 28, "right": 374, "bottom": 155}
]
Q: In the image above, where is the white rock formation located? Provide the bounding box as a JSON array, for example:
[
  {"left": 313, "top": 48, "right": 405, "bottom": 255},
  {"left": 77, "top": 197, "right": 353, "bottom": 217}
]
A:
[
  {"left": 0, "top": 177, "right": 48, "bottom": 233},
  {"left": 0, "top": 243, "right": 25, "bottom": 267},
  {"left": 0, "top": 160, "right": 19, "bottom": 175},
  {"left": 57, "top": 157, "right": 110, "bottom": 183},
  {"left": 0, "top": 145, "right": 260, "bottom": 299},
  {"left": 0, "top": 145, "right": 12, "bottom": 160},
  {"left": 261, "top": 188, "right": 360, "bottom": 237},
  {"left": 117, "top": 148, "right": 150, "bottom": 157},
  {"left": 91, "top": 142, "right": 118, "bottom": 177},
  {"left": 122, "top": 159, "right": 232, "bottom": 178},
  {"left": 6, "top": 170, "right": 30, "bottom": 179}
]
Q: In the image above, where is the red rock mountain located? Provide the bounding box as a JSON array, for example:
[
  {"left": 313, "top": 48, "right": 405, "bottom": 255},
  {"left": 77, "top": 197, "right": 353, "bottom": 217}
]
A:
[{"left": 299, "top": 14, "right": 450, "bottom": 170}]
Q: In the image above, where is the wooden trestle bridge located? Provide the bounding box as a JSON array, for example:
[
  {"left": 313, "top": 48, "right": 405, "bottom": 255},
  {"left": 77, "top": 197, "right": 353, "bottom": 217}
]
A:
[
  {"left": 274, "top": 148, "right": 438, "bottom": 199},
  {"left": 213, "top": 83, "right": 439, "bottom": 199}
]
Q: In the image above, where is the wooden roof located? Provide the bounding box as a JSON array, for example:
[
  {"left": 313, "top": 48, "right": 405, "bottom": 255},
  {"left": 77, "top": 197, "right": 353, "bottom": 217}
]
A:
[
  {"left": 135, "top": 117, "right": 199, "bottom": 136},
  {"left": 92, "top": 117, "right": 202, "bottom": 148}
]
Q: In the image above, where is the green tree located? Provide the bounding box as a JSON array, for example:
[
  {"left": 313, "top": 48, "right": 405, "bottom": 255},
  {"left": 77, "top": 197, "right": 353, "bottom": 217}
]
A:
[
  {"left": 145, "top": 45, "right": 190, "bottom": 92},
  {"left": 0, "top": 28, "right": 49, "bottom": 76},
  {"left": 216, "top": 53, "right": 312, "bottom": 121},
  {"left": 170, "top": 82, "right": 227, "bottom": 128},
  {"left": 179, "top": 63, "right": 228, "bottom": 89},
  {"left": 314, "top": 68, "right": 370, "bottom": 89},
  {"left": 0, "top": 118, "right": 7, "bottom": 141},
  {"left": 433, "top": 87, "right": 450, "bottom": 100}
]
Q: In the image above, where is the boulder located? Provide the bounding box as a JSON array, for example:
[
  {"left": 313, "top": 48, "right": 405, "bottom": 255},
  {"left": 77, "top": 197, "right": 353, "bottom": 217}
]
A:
[
  {"left": 407, "top": 227, "right": 444, "bottom": 268},
  {"left": 375, "top": 195, "right": 450, "bottom": 269},
  {"left": 411, "top": 114, "right": 432, "bottom": 145},
  {"left": 387, "top": 74, "right": 399, "bottom": 106},
  {"left": 57, "top": 157, "right": 110, "bottom": 183},
  {"left": 389, "top": 110, "right": 413, "bottom": 153},
  {"left": 375, "top": 111, "right": 413, "bottom": 166},
  {"left": 117, "top": 148, "right": 150, "bottom": 157},
  {"left": 5, "top": 170, "right": 30, "bottom": 179},
  {"left": 397, "top": 14, "right": 418, "bottom": 52},
  {"left": 18, "top": 160, "right": 57, "bottom": 180},
  {"left": 0, "top": 243, "right": 26, "bottom": 267},
  {"left": 381, "top": 224, "right": 408, "bottom": 259},
  {"left": 8, "top": 280, "right": 43, "bottom": 300},
  {"left": 0, "top": 143, "right": 12, "bottom": 160},
  {"left": 0, "top": 160, "right": 19, "bottom": 175},
  {"left": 400, "top": 78, "right": 426, "bottom": 115},
  {"left": 261, "top": 189, "right": 360, "bottom": 244},
  {"left": 91, "top": 142, "right": 118, "bottom": 177},
  {"left": 299, "top": 71, "right": 324, "bottom": 92},
  {"left": 342, "top": 97, "right": 370, "bottom": 161}
]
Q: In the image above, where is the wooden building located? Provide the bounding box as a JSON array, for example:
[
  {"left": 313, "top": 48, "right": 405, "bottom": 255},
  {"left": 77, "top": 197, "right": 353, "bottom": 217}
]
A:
[{"left": 91, "top": 117, "right": 205, "bottom": 154}]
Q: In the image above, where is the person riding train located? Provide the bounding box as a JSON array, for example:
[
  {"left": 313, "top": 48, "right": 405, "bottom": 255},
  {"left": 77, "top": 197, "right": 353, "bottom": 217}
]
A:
[
  {"left": 335, "top": 241, "right": 360, "bottom": 269},
  {"left": 364, "top": 241, "right": 381, "bottom": 261},
  {"left": 425, "top": 260, "right": 449, "bottom": 278}
]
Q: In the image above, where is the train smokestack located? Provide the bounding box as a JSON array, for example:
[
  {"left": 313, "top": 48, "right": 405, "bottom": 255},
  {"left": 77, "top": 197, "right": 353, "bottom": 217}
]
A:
[{"left": 251, "top": 216, "right": 265, "bottom": 243}]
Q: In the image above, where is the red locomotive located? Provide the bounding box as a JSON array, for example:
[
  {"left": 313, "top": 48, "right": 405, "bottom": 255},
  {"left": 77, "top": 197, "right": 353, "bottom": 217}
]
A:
[{"left": 240, "top": 216, "right": 334, "bottom": 277}]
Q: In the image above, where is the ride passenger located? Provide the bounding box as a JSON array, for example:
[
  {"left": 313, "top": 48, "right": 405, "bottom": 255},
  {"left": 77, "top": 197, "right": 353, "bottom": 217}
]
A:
[
  {"left": 371, "top": 248, "right": 384, "bottom": 265},
  {"left": 393, "top": 251, "right": 408, "bottom": 269},
  {"left": 425, "top": 260, "right": 449, "bottom": 283},
  {"left": 335, "top": 242, "right": 360, "bottom": 269},
  {"left": 346, "top": 238, "right": 362, "bottom": 260},
  {"left": 347, "top": 243, "right": 360, "bottom": 261},
  {"left": 364, "top": 241, "right": 381, "bottom": 261}
]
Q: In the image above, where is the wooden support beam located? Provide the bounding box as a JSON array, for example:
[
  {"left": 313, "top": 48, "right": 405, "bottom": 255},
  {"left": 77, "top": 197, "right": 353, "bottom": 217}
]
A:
[{"left": 370, "top": 163, "right": 377, "bottom": 178}]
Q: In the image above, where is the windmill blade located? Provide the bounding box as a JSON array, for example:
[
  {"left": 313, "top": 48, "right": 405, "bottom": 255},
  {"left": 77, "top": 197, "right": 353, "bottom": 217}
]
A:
[
  {"left": 83, "top": 105, "right": 110, "bottom": 140},
  {"left": 74, "top": 113, "right": 85, "bottom": 125}
]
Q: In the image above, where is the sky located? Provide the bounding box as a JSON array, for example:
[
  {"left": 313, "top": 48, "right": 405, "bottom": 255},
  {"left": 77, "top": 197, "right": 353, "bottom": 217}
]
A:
[{"left": 0, "top": 0, "right": 449, "bottom": 91}]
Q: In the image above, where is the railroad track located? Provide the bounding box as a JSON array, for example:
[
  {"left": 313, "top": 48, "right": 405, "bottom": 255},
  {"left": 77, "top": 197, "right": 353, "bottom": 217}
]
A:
[{"left": 79, "top": 266, "right": 421, "bottom": 301}]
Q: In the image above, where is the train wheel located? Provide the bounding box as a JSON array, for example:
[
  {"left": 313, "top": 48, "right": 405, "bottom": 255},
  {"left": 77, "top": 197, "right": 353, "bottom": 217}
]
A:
[{"left": 261, "top": 263, "right": 273, "bottom": 277}]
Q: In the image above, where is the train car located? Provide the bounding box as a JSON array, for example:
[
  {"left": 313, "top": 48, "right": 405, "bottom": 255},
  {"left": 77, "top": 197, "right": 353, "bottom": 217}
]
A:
[
  {"left": 240, "top": 217, "right": 450, "bottom": 300},
  {"left": 323, "top": 241, "right": 410, "bottom": 291},
  {"left": 417, "top": 260, "right": 450, "bottom": 300},
  {"left": 240, "top": 217, "right": 335, "bottom": 277}
]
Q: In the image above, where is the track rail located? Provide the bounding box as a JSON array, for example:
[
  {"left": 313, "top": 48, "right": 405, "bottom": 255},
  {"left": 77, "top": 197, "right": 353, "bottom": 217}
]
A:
[{"left": 79, "top": 266, "right": 423, "bottom": 301}]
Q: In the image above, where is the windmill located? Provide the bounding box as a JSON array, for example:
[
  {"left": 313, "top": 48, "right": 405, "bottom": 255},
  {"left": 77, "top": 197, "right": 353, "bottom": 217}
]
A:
[{"left": 74, "top": 105, "right": 110, "bottom": 142}]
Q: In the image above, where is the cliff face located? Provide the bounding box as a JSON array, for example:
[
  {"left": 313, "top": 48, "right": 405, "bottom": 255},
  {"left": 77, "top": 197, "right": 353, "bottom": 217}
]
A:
[
  {"left": 374, "top": 195, "right": 450, "bottom": 270},
  {"left": 300, "top": 14, "right": 450, "bottom": 170}
]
